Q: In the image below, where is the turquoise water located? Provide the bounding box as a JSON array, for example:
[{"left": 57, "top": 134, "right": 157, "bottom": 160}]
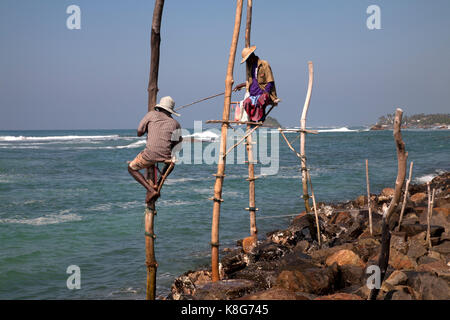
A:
[{"left": 0, "top": 128, "right": 448, "bottom": 299}]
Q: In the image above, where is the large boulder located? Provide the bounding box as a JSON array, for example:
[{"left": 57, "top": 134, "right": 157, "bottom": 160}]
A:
[
  {"left": 325, "top": 249, "right": 365, "bottom": 268},
  {"left": 168, "top": 270, "right": 212, "bottom": 300},
  {"left": 275, "top": 264, "right": 339, "bottom": 295},
  {"left": 193, "top": 279, "right": 257, "bottom": 300},
  {"left": 405, "top": 272, "right": 450, "bottom": 300},
  {"left": 309, "top": 243, "right": 354, "bottom": 264},
  {"left": 315, "top": 293, "right": 363, "bottom": 300},
  {"left": 389, "top": 248, "right": 417, "bottom": 270},
  {"left": 237, "top": 288, "right": 311, "bottom": 300}
]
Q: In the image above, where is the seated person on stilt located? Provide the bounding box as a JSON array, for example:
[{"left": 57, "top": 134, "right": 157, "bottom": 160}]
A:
[{"left": 128, "top": 96, "right": 182, "bottom": 203}]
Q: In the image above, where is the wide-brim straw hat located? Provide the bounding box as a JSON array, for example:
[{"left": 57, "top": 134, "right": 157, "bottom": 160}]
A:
[
  {"left": 240, "top": 46, "right": 256, "bottom": 64},
  {"left": 155, "top": 96, "right": 180, "bottom": 117}
]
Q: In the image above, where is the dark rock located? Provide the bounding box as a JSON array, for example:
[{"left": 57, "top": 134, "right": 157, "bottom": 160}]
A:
[
  {"left": 407, "top": 240, "right": 427, "bottom": 260},
  {"left": 168, "top": 270, "right": 212, "bottom": 300},
  {"left": 389, "top": 248, "right": 417, "bottom": 270},
  {"left": 384, "top": 286, "right": 418, "bottom": 300},
  {"left": 193, "top": 279, "right": 257, "bottom": 300},
  {"left": 400, "top": 224, "right": 445, "bottom": 238},
  {"left": 417, "top": 255, "right": 439, "bottom": 265},
  {"left": 432, "top": 241, "right": 450, "bottom": 255},
  {"left": 390, "top": 231, "right": 408, "bottom": 254},
  {"left": 228, "top": 263, "right": 278, "bottom": 291},
  {"left": 330, "top": 211, "right": 352, "bottom": 225},
  {"left": 405, "top": 272, "right": 450, "bottom": 300},
  {"left": 338, "top": 264, "right": 365, "bottom": 288},
  {"left": 251, "top": 241, "right": 287, "bottom": 262},
  {"left": 220, "top": 249, "right": 247, "bottom": 275},
  {"left": 237, "top": 288, "right": 311, "bottom": 300},
  {"left": 352, "top": 238, "right": 381, "bottom": 262},
  {"left": 294, "top": 240, "right": 310, "bottom": 253},
  {"left": 315, "top": 293, "right": 363, "bottom": 300},
  {"left": 416, "top": 260, "right": 450, "bottom": 281},
  {"left": 275, "top": 264, "right": 339, "bottom": 295}
]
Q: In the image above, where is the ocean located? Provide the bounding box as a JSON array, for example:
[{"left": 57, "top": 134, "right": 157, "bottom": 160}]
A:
[{"left": 0, "top": 127, "right": 449, "bottom": 299}]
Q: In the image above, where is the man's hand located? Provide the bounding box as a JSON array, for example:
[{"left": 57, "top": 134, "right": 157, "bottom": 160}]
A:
[{"left": 233, "top": 82, "right": 246, "bottom": 92}]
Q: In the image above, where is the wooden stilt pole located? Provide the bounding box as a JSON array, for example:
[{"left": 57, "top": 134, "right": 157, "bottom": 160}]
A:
[
  {"left": 145, "top": 166, "right": 157, "bottom": 301},
  {"left": 365, "top": 159, "right": 373, "bottom": 236},
  {"left": 145, "top": 0, "right": 164, "bottom": 300},
  {"left": 211, "top": 0, "right": 244, "bottom": 282},
  {"left": 300, "top": 62, "right": 314, "bottom": 212},
  {"left": 369, "top": 108, "right": 408, "bottom": 300},
  {"left": 244, "top": 0, "right": 257, "bottom": 238}
]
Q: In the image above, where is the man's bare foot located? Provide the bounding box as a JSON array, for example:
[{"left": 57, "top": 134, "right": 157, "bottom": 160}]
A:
[{"left": 145, "top": 190, "right": 160, "bottom": 203}]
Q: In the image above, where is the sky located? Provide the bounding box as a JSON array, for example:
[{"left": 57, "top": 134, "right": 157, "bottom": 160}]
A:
[{"left": 0, "top": 0, "right": 449, "bottom": 130}]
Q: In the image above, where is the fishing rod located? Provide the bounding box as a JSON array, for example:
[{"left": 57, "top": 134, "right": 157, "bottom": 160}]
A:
[{"left": 174, "top": 83, "right": 246, "bottom": 111}]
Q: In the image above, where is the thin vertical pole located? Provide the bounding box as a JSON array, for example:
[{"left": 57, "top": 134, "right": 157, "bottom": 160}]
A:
[
  {"left": 300, "top": 62, "right": 314, "bottom": 212},
  {"left": 145, "top": 167, "right": 157, "bottom": 300},
  {"left": 145, "top": 0, "right": 164, "bottom": 300},
  {"left": 366, "top": 159, "right": 373, "bottom": 235},
  {"left": 244, "top": 0, "right": 257, "bottom": 238},
  {"left": 211, "top": 0, "right": 244, "bottom": 282}
]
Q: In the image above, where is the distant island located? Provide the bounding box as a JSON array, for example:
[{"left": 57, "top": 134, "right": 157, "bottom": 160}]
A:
[
  {"left": 261, "top": 116, "right": 282, "bottom": 128},
  {"left": 370, "top": 113, "right": 450, "bottom": 130}
]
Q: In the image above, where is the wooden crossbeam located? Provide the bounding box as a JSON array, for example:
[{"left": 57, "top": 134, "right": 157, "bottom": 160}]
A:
[{"left": 206, "top": 120, "right": 263, "bottom": 126}]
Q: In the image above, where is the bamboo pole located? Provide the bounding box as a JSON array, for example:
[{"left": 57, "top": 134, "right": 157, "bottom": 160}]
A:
[
  {"left": 145, "top": 0, "right": 164, "bottom": 300},
  {"left": 244, "top": 0, "right": 257, "bottom": 239},
  {"left": 365, "top": 159, "right": 373, "bottom": 236},
  {"left": 397, "top": 161, "right": 414, "bottom": 232},
  {"left": 369, "top": 108, "right": 408, "bottom": 300},
  {"left": 307, "top": 170, "right": 321, "bottom": 246},
  {"left": 210, "top": 0, "right": 244, "bottom": 282},
  {"left": 300, "top": 62, "right": 314, "bottom": 212}
]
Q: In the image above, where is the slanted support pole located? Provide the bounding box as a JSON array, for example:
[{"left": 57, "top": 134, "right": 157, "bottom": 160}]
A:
[
  {"left": 300, "top": 61, "right": 314, "bottom": 212},
  {"left": 145, "top": 0, "right": 164, "bottom": 300},
  {"left": 211, "top": 0, "right": 244, "bottom": 282}
]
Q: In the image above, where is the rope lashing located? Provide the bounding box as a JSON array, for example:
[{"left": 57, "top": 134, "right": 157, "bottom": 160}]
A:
[{"left": 145, "top": 231, "right": 156, "bottom": 239}]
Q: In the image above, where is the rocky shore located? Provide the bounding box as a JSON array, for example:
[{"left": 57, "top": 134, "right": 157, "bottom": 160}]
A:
[{"left": 166, "top": 172, "right": 450, "bottom": 300}]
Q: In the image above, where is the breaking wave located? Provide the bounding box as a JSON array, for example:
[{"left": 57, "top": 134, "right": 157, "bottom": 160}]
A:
[
  {"left": 183, "top": 130, "right": 219, "bottom": 142},
  {"left": 0, "top": 135, "right": 120, "bottom": 142},
  {"left": 317, "top": 127, "right": 358, "bottom": 133},
  {"left": 0, "top": 210, "right": 82, "bottom": 226}
]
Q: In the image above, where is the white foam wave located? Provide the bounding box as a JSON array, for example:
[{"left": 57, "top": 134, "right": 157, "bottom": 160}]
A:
[
  {"left": 317, "top": 127, "right": 357, "bottom": 133},
  {"left": 115, "top": 140, "right": 146, "bottom": 149},
  {"left": 0, "top": 135, "right": 120, "bottom": 142},
  {"left": 183, "top": 130, "right": 219, "bottom": 142},
  {"left": 414, "top": 170, "right": 445, "bottom": 184},
  {"left": 0, "top": 210, "right": 82, "bottom": 226}
]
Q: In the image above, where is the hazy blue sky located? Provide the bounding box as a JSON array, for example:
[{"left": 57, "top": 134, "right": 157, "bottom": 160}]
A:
[{"left": 1, "top": 0, "right": 449, "bottom": 130}]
